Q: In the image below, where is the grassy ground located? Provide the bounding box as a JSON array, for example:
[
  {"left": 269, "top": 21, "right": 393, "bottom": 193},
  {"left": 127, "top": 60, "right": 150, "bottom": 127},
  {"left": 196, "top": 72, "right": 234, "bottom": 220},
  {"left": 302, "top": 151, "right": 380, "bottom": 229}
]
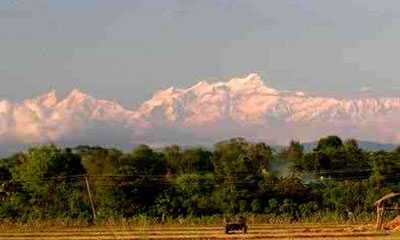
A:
[{"left": 0, "top": 223, "right": 394, "bottom": 240}]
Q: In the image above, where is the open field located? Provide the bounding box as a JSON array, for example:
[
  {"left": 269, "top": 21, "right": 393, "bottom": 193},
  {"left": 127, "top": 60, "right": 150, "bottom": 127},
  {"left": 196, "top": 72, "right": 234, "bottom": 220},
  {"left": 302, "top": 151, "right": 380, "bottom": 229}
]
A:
[{"left": 0, "top": 224, "right": 396, "bottom": 240}]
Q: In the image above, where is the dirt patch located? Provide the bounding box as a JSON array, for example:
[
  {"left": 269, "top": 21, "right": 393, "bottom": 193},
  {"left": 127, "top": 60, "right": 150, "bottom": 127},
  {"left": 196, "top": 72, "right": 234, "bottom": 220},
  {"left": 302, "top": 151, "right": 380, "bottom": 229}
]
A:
[
  {"left": 0, "top": 223, "right": 385, "bottom": 240},
  {"left": 385, "top": 216, "right": 400, "bottom": 231}
]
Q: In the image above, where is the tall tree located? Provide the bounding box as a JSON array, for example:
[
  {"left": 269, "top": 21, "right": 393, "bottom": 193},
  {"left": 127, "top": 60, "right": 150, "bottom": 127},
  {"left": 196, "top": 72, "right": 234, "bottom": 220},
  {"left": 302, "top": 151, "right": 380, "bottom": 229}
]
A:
[{"left": 12, "top": 146, "right": 87, "bottom": 219}]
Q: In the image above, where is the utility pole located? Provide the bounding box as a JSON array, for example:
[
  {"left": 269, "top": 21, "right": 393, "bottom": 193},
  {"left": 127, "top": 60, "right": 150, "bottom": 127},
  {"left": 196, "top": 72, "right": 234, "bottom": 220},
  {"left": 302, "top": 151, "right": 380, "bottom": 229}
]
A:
[{"left": 84, "top": 174, "right": 97, "bottom": 219}]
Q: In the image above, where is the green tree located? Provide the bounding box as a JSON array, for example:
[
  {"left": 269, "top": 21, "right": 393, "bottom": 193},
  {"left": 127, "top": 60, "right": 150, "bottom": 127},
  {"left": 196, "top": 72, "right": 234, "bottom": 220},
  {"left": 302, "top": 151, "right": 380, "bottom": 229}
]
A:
[
  {"left": 163, "top": 145, "right": 182, "bottom": 176},
  {"left": 12, "top": 146, "right": 87, "bottom": 219},
  {"left": 315, "top": 135, "right": 343, "bottom": 151},
  {"left": 212, "top": 138, "right": 273, "bottom": 214},
  {"left": 126, "top": 145, "right": 164, "bottom": 215},
  {"left": 174, "top": 173, "right": 214, "bottom": 216},
  {"left": 79, "top": 147, "right": 127, "bottom": 217},
  {"left": 280, "top": 140, "right": 304, "bottom": 171},
  {"left": 181, "top": 148, "right": 213, "bottom": 174}
]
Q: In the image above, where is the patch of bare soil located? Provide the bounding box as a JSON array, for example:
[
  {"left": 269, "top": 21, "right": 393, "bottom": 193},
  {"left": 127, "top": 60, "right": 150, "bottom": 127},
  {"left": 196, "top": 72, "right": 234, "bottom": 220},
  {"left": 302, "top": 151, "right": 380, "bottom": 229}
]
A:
[{"left": 385, "top": 216, "right": 400, "bottom": 231}]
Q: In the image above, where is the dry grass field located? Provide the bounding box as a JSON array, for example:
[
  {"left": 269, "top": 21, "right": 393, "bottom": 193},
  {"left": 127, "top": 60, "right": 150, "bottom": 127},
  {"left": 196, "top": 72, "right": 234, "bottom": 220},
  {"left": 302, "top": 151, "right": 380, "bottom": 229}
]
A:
[{"left": 0, "top": 223, "right": 396, "bottom": 240}]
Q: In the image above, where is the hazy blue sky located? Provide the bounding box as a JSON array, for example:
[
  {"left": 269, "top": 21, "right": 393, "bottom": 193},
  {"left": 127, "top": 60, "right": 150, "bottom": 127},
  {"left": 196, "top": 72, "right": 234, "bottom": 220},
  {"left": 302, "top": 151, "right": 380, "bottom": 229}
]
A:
[{"left": 2, "top": 0, "right": 400, "bottom": 106}]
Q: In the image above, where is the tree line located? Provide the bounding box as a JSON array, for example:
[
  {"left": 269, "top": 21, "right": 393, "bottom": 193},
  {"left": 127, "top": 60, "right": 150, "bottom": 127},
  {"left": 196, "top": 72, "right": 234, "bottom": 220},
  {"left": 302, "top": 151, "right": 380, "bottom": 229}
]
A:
[{"left": 1, "top": 136, "right": 400, "bottom": 221}]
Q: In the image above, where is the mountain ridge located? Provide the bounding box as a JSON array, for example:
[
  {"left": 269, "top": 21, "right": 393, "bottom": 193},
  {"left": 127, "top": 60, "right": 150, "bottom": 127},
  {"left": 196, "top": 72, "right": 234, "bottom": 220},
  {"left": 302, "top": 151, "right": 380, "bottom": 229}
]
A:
[{"left": 1, "top": 73, "right": 400, "bottom": 150}]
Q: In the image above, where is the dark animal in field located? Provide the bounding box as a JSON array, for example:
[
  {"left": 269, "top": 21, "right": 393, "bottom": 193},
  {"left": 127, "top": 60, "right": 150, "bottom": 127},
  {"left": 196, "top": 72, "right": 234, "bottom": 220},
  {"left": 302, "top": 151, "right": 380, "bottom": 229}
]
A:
[{"left": 224, "top": 217, "right": 247, "bottom": 234}]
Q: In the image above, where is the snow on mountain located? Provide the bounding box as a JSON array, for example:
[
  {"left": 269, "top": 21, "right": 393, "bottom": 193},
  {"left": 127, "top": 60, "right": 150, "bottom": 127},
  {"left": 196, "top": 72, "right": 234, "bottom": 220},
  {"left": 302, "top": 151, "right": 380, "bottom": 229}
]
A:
[
  {"left": 0, "top": 88, "right": 135, "bottom": 145},
  {"left": 133, "top": 73, "right": 400, "bottom": 144},
  {"left": 1, "top": 73, "right": 400, "bottom": 150},
  {"left": 135, "top": 73, "right": 400, "bottom": 126}
]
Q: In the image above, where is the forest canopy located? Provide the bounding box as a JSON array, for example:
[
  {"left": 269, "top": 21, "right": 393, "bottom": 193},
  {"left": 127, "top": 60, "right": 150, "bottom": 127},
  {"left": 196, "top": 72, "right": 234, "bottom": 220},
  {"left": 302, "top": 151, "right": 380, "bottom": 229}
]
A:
[{"left": 1, "top": 136, "right": 399, "bottom": 221}]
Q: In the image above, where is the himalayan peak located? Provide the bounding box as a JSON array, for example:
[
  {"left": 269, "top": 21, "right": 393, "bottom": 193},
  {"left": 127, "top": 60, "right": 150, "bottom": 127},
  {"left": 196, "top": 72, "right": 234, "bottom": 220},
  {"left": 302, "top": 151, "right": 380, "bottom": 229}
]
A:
[{"left": 1, "top": 73, "right": 400, "bottom": 149}]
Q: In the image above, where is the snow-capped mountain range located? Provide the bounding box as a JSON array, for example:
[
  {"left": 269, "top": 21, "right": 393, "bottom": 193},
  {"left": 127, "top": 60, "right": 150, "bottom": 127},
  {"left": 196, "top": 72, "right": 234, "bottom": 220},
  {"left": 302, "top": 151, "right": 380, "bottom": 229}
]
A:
[{"left": 1, "top": 73, "right": 400, "bottom": 152}]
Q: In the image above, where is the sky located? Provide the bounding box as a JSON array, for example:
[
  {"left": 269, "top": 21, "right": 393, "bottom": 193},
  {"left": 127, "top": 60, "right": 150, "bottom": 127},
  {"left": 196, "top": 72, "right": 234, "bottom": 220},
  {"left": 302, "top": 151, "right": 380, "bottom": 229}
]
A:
[{"left": 2, "top": 0, "right": 400, "bottom": 107}]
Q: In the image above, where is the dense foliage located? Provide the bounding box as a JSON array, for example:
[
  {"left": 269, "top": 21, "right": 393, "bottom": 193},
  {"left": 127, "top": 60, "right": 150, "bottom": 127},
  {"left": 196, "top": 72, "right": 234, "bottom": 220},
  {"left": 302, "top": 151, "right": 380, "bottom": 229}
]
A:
[{"left": 1, "top": 136, "right": 400, "bottom": 221}]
